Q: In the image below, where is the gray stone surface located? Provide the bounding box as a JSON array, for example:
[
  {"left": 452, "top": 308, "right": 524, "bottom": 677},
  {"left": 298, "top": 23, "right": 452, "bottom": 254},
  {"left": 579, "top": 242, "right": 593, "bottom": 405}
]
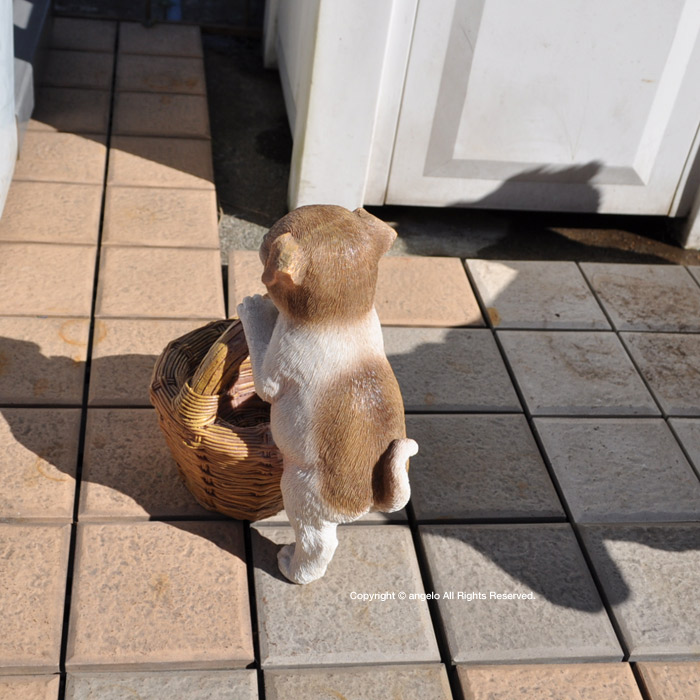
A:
[
  {"left": 66, "top": 670, "right": 258, "bottom": 700},
  {"left": 467, "top": 260, "right": 609, "bottom": 329},
  {"left": 406, "top": 414, "right": 563, "bottom": 520},
  {"left": 0, "top": 524, "right": 71, "bottom": 673},
  {"left": 66, "top": 521, "right": 254, "bottom": 670},
  {"left": 383, "top": 327, "right": 520, "bottom": 412},
  {"left": 499, "top": 331, "right": 659, "bottom": 416},
  {"left": 669, "top": 418, "right": 700, "bottom": 478},
  {"left": 536, "top": 418, "right": 700, "bottom": 522},
  {"left": 79, "top": 409, "right": 211, "bottom": 520},
  {"left": 581, "top": 263, "right": 700, "bottom": 331},
  {"left": 419, "top": 524, "right": 621, "bottom": 664},
  {"left": 580, "top": 524, "right": 700, "bottom": 660},
  {"left": 264, "top": 665, "right": 452, "bottom": 700},
  {"left": 622, "top": 333, "right": 700, "bottom": 416},
  {"left": 251, "top": 525, "right": 440, "bottom": 667}
]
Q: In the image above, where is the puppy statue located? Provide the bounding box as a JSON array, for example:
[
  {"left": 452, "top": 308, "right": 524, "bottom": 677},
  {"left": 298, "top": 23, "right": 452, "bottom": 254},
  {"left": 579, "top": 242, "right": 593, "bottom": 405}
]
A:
[{"left": 237, "top": 205, "right": 418, "bottom": 584}]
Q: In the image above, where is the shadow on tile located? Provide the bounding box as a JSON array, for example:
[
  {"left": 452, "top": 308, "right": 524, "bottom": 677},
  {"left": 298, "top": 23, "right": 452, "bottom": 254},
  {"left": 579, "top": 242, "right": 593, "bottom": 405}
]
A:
[{"left": 1, "top": 330, "right": 698, "bottom": 617}]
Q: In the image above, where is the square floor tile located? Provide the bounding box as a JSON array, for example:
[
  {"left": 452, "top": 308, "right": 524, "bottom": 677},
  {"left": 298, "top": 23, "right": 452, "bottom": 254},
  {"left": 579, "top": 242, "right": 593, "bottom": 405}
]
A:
[
  {"left": 384, "top": 327, "right": 521, "bottom": 412},
  {"left": 116, "top": 54, "right": 206, "bottom": 94},
  {"left": 622, "top": 333, "right": 700, "bottom": 416},
  {"left": 29, "top": 87, "right": 110, "bottom": 134},
  {"left": 66, "top": 521, "right": 253, "bottom": 670},
  {"left": 103, "top": 186, "right": 218, "bottom": 248},
  {"left": 636, "top": 661, "right": 700, "bottom": 700},
  {"left": 0, "top": 182, "right": 102, "bottom": 244},
  {"left": 228, "top": 250, "right": 266, "bottom": 311},
  {"left": 258, "top": 507, "right": 406, "bottom": 526},
  {"left": 669, "top": 418, "right": 700, "bottom": 478},
  {"left": 375, "top": 256, "right": 484, "bottom": 327},
  {"left": 264, "top": 665, "right": 452, "bottom": 700},
  {"left": 406, "top": 414, "right": 563, "bottom": 520},
  {"left": 41, "top": 49, "right": 114, "bottom": 89},
  {"left": 51, "top": 18, "right": 117, "bottom": 52},
  {"left": 581, "top": 263, "right": 700, "bottom": 332},
  {"left": 0, "top": 317, "right": 89, "bottom": 404},
  {"left": 0, "top": 408, "right": 80, "bottom": 521},
  {"left": 419, "top": 524, "right": 621, "bottom": 664},
  {"left": 13, "top": 132, "right": 107, "bottom": 184},
  {"left": 467, "top": 260, "right": 609, "bottom": 329},
  {"left": 0, "top": 243, "right": 95, "bottom": 317},
  {"left": 499, "top": 331, "right": 659, "bottom": 416},
  {"left": 66, "top": 670, "right": 258, "bottom": 700},
  {"left": 536, "top": 418, "right": 700, "bottom": 523},
  {"left": 0, "top": 675, "right": 60, "bottom": 699},
  {"left": 0, "top": 524, "right": 71, "bottom": 673},
  {"left": 113, "top": 93, "right": 210, "bottom": 139},
  {"left": 581, "top": 524, "right": 700, "bottom": 660},
  {"left": 456, "top": 663, "right": 643, "bottom": 700},
  {"left": 119, "top": 22, "right": 203, "bottom": 57},
  {"left": 95, "top": 247, "right": 225, "bottom": 319},
  {"left": 80, "top": 408, "right": 210, "bottom": 520},
  {"left": 251, "top": 525, "right": 440, "bottom": 667},
  {"left": 108, "top": 136, "right": 214, "bottom": 189},
  {"left": 88, "top": 318, "right": 206, "bottom": 405}
]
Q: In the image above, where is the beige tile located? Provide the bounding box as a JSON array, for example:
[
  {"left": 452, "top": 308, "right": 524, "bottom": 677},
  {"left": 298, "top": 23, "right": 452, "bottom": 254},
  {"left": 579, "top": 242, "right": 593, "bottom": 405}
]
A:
[
  {"left": 228, "top": 250, "right": 265, "bottom": 309},
  {"left": 108, "top": 136, "right": 214, "bottom": 190},
  {"left": 66, "top": 521, "right": 254, "bottom": 670},
  {"left": 0, "top": 182, "right": 102, "bottom": 244},
  {"left": 0, "top": 675, "right": 60, "bottom": 700},
  {"left": 95, "top": 247, "right": 225, "bottom": 319},
  {"left": 113, "top": 92, "right": 210, "bottom": 139},
  {"left": 14, "top": 132, "right": 107, "bottom": 184},
  {"left": 51, "top": 17, "right": 117, "bottom": 52},
  {"left": 116, "top": 54, "right": 206, "bottom": 94},
  {"left": 80, "top": 408, "right": 211, "bottom": 520},
  {"left": 0, "top": 524, "right": 71, "bottom": 673},
  {"left": 0, "top": 409, "right": 80, "bottom": 521},
  {"left": 637, "top": 661, "right": 700, "bottom": 700},
  {"left": 457, "top": 663, "right": 643, "bottom": 700},
  {"left": 376, "top": 256, "right": 484, "bottom": 326},
  {"left": 0, "top": 317, "right": 89, "bottom": 404},
  {"left": 41, "top": 49, "right": 114, "bottom": 89},
  {"left": 29, "top": 87, "right": 110, "bottom": 135},
  {"left": 119, "top": 22, "right": 203, "bottom": 57},
  {"left": 103, "top": 186, "right": 219, "bottom": 248},
  {"left": 88, "top": 318, "right": 207, "bottom": 405},
  {"left": 0, "top": 243, "right": 95, "bottom": 317}
]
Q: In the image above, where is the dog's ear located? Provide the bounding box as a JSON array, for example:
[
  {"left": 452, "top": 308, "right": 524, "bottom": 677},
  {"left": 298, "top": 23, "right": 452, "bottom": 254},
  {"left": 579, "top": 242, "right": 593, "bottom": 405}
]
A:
[
  {"left": 354, "top": 207, "right": 397, "bottom": 254},
  {"left": 262, "top": 232, "right": 307, "bottom": 288}
]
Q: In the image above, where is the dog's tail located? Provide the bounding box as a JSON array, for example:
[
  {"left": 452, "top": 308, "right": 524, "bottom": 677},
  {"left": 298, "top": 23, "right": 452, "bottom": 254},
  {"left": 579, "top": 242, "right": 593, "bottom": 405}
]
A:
[{"left": 372, "top": 438, "right": 419, "bottom": 513}]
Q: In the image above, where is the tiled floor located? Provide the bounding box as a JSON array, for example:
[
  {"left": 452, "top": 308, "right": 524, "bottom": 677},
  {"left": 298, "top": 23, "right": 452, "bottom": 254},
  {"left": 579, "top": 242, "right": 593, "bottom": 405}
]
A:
[{"left": 0, "top": 18, "right": 699, "bottom": 700}]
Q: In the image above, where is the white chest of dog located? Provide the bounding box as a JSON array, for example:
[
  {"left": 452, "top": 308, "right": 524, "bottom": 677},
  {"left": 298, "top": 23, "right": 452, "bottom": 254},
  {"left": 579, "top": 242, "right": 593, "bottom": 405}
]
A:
[{"left": 237, "top": 205, "right": 417, "bottom": 584}]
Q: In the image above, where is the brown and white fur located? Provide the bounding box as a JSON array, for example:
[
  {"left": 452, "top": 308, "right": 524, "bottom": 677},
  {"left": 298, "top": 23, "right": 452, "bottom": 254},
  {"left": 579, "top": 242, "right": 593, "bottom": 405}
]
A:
[{"left": 237, "top": 205, "right": 418, "bottom": 584}]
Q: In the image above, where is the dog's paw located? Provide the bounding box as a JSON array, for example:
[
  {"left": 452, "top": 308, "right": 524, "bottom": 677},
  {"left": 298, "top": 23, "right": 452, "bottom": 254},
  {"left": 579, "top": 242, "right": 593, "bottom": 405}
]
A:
[{"left": 277, "top": 543, "right": 298, "bottom": 583}]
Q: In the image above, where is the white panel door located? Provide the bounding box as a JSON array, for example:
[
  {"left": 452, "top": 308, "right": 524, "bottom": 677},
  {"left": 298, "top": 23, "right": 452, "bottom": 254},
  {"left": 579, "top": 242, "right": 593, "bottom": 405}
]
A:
[{"left": 387, "top": 0, "right": 700, "bottom": 215}]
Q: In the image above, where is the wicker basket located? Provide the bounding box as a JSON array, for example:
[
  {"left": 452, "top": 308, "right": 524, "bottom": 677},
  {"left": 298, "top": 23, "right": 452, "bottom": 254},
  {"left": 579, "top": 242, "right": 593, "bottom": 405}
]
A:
[{"left": 149, "top": 319, "right": 284, "bottom": 521}]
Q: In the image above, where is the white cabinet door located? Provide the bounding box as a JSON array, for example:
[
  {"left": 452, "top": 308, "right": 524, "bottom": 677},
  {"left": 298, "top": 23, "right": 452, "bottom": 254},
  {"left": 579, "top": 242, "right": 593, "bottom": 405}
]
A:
[{"left": 387, "top": 0, "right": 700, "bottom": 216}]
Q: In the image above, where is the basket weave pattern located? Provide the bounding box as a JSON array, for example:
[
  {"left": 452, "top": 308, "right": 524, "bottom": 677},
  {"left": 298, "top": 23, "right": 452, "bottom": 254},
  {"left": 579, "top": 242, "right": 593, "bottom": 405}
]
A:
[{"left": 150, "top": 319, "right": 284, "bottom": 520}]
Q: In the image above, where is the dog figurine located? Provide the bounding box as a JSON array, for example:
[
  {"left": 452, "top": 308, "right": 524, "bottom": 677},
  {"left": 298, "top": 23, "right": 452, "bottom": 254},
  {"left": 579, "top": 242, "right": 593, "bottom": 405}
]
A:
[{"left": 237, "top": 205, "right": 418, "bottom": 584}]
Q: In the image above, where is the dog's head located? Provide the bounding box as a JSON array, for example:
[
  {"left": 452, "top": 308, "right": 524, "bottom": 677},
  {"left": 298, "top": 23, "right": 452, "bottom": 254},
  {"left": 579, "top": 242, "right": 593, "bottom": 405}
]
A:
[{"left": 259, "top": 205, "right": 396, "bottom": 322}]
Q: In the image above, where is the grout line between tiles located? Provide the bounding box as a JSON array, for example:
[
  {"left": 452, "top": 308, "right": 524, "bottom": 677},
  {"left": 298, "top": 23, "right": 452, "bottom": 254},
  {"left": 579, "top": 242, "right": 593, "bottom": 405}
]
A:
[
  {"left": 462, "top": 259, "right": 632, "bottom": 663},
  {"left": 57, "top": 22, "right": 121, "bottom": 697}
]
